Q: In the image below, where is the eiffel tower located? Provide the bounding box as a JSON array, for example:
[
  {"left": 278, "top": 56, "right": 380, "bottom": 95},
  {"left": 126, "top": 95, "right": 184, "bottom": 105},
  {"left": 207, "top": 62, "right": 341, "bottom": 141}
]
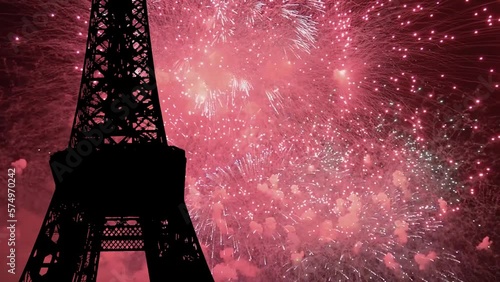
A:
[{"left": 19, "top": 0, "right": 214, "bottom": 281}]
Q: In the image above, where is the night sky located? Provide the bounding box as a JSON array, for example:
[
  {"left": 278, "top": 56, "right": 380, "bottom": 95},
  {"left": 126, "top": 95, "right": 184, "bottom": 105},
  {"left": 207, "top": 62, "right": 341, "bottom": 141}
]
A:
[{"left": 1, "top": 0, "right": 500, "bottom": 281}]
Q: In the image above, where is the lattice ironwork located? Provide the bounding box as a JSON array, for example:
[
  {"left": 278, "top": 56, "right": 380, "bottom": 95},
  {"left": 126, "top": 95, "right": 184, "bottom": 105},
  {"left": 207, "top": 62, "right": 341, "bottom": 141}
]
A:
[
  {"left": 19, "top": 0, "right": 214, "bottom": 281},
  {"left": 69, "top": 0, "right": 166, "bottom": 147},
  {"left": 101, "top": 217, "right": 144, "bottom": 251}
]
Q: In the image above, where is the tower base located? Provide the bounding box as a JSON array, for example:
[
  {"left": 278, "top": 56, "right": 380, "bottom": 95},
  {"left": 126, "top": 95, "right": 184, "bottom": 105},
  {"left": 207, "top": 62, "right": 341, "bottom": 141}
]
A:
[{"left": 19, "top": 145, "right": 214, "bottom": 282}]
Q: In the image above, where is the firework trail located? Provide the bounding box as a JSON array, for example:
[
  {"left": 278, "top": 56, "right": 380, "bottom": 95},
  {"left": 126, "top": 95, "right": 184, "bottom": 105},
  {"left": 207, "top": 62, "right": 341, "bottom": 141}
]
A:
[{"left": 1, "top": 0, "right": 499, "bottom": 281}]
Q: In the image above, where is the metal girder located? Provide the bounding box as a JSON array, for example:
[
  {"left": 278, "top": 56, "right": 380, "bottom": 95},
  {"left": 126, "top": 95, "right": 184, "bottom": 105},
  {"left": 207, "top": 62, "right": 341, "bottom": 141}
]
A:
[
  {"left": 69, "top": 0, "right": 166, "bottom": 148},
  {"left": 19, "top": 0, "right": 214, "bottom": 281}
]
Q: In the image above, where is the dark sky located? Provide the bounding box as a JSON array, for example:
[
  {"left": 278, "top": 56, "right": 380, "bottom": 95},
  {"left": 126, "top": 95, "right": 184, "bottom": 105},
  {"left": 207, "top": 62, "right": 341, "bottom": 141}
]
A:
[{"left": 0, "top": 1, "right": 499, "bottom": 281}]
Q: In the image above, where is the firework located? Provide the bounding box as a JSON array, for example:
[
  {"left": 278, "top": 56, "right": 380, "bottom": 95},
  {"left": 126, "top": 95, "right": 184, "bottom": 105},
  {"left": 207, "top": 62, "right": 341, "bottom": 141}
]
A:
[{"left": 1, "top": 0, "right": 499, "bottom": 281}]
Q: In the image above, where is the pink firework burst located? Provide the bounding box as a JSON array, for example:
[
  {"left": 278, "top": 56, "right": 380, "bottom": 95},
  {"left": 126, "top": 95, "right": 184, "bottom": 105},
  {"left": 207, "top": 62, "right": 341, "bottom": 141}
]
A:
[{"left": 0, "top": 0, "right": 499, "bottom": 281}]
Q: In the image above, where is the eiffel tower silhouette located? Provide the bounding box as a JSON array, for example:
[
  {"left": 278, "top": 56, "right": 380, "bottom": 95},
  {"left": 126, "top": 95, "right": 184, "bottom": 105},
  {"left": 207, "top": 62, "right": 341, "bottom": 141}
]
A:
[{"left": 19, "top": 0, "right": 214, "bottom": 281}]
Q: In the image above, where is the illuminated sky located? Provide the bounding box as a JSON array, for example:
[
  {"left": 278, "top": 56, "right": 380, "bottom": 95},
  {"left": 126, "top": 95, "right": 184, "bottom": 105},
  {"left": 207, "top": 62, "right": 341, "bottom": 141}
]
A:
[{"left": 0, "top": 0, "right": 499, "bottom": 281}]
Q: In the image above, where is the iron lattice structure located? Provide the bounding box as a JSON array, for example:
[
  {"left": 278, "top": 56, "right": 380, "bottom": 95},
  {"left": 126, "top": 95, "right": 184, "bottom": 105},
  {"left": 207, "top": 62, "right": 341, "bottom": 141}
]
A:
[
  {"left": 19, "top": 0, "right": 214, "bottom": 281},
  {"left": 69, "top": 0, "right": 166, "bottom": 147}
]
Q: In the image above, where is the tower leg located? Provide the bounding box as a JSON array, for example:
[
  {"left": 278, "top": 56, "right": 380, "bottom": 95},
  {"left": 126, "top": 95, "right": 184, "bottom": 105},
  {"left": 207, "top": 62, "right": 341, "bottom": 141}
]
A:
[
  {"left": 19, "top": 191, "right": 89, "bottom": 282},
  {"left": 161, "top": 205, "right": 213, "bottom": 280},
  {"left": 142, "top": 217, "right": 166, "bottom": 282},
  {"left": 73, "top": 221, "right": 102, "bottom": 282},
  {"left": 141, "top": 206, "right": 214, "bottom": 281}
]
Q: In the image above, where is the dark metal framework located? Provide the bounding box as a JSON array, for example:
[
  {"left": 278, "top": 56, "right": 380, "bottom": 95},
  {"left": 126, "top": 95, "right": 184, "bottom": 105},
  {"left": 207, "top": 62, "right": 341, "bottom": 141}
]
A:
[
  {"left": 19, "top": 0, "right": 214, "bottom": 281},
  {"left": 70, "top": 0, "right": 166, "bottom": 147}
]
